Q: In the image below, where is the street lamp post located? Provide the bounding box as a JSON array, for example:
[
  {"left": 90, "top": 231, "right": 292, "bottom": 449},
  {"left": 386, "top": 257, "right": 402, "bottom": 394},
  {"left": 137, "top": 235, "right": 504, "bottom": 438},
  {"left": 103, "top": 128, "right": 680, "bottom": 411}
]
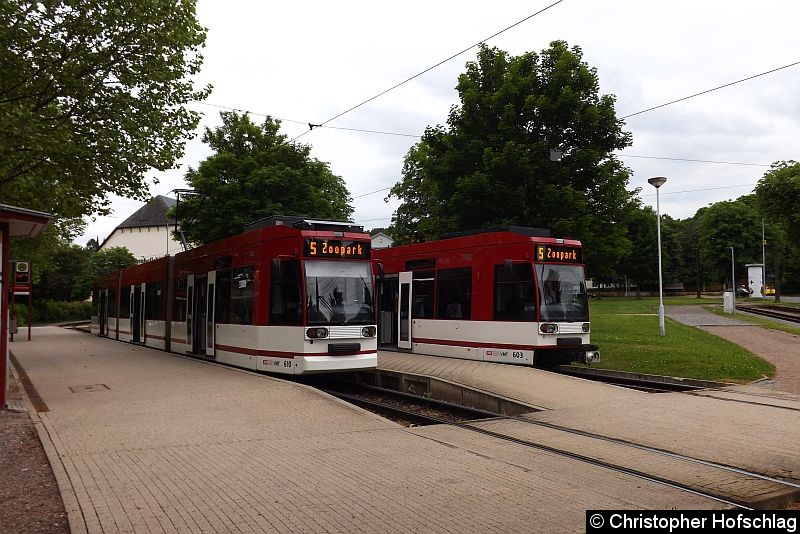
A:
[
  {"left": 729, "top": 246, "right": 735, "bottom": 315},
  {"left": 648, "top": 176, "right": 667, "bottom": 337}
]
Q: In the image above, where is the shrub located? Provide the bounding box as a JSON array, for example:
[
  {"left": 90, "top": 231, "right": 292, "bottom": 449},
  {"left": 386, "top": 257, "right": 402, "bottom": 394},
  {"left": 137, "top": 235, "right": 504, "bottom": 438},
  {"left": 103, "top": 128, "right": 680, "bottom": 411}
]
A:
[{"left": 13, "top": 300, "right": 92, "bottom": 326}]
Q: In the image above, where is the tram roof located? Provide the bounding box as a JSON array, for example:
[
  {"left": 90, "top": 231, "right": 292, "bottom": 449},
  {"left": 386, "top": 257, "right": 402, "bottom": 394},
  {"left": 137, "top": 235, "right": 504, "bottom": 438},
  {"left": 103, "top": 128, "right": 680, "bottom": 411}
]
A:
[
  {"left": 440, "top": 225, "right": 551, "bottom": 240},
  {"left": 376, "top": 227, "right": 582, "bottom": 258},
  {"left": 244, "top": 215, "right": 364, "bottom": 234}
]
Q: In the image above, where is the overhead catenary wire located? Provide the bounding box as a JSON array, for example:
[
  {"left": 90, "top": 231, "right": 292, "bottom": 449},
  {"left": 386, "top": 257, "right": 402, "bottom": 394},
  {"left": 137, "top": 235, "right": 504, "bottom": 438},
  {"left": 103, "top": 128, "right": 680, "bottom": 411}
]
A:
[
  {"left": 196, "top": 102, "right": 777, "bottom": 170},
  {"left": 353, "top": 186, "right": 392, "bottom": 199},
  {"left": 620, "top": 59, "right": 800, "bottom": 119},
  {"left": 291, "top": 0, "right": 566, "bottom": 141},
  {"left": 640, "top": 183, "right": 756, "bottom": 197},
  {"left": 617, "top": 154, "right": 771, "bottom": 167}
]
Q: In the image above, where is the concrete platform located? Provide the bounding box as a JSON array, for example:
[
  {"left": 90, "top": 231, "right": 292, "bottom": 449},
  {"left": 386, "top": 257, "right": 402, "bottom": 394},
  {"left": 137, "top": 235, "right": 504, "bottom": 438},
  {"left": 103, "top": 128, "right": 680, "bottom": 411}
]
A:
[
  {"left": 378, "top": 350, "right": 800, "bottom": 502},
  {"left": 525, "top": 391, "right": 800, "bottom": 483},
  {"left": 12, "top": 328, "right": 728, "bottom": 534},
  {"left": 378, "top": 350, "right": 643, "bottom": 411}
]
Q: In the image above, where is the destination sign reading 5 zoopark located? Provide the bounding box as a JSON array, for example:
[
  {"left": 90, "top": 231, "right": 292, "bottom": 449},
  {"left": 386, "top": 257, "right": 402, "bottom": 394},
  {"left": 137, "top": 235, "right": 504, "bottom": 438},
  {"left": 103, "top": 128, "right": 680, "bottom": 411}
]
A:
[
  {"left": 536, "top": 244, "right": 583, "bottom": 264},
  {"left": 304, "top": 238, "right": 371, "bottom": 259}
]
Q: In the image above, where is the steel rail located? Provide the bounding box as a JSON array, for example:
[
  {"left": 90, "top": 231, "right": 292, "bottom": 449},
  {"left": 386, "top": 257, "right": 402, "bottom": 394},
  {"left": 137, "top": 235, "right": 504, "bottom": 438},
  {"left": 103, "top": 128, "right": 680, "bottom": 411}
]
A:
[
  {"left": 324, "top": 388, "right": 752, "bottom": 510},
  {"left": 736, "top": 306, "right": 800, "bottom": 324}
]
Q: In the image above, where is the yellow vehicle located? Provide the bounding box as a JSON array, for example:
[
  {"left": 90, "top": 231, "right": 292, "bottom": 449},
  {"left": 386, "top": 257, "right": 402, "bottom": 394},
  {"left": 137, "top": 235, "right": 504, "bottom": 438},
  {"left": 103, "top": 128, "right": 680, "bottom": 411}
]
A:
[{"left": 764, "top": 286, "right": 776, "bottom": 296}]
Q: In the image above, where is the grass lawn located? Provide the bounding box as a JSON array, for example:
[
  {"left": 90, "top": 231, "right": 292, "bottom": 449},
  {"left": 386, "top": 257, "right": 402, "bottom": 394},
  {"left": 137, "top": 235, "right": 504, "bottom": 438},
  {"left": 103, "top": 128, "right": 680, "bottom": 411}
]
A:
[
  {"left": 586, "top": 296, "right": 774, "bottom": 383},
  {"left": 706, "top": 304, "right": 800, "bottom": 336}
]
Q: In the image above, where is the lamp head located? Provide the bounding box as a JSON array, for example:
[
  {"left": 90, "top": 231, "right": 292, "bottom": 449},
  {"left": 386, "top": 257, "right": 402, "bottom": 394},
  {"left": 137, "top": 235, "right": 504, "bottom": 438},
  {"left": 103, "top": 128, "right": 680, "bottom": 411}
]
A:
[{"left": 648, "top": 176, "right": 667, "bottom": 188}]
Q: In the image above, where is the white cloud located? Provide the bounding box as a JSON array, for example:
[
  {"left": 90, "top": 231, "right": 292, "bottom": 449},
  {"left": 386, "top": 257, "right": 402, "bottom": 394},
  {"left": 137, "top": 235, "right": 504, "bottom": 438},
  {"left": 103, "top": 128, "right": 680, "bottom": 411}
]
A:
[{"left": 79, "top": 0, "right": 800, "bottom": 243}]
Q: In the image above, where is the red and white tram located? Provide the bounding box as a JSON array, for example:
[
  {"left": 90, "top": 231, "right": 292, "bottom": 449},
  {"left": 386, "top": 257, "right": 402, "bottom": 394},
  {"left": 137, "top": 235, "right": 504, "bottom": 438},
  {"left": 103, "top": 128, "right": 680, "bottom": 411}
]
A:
[
  {"left": 91, "top": 217, "right": 378, "bottom": 374},
  {"left": 373, "top": 227, "right": 600, "bottom": 366}
]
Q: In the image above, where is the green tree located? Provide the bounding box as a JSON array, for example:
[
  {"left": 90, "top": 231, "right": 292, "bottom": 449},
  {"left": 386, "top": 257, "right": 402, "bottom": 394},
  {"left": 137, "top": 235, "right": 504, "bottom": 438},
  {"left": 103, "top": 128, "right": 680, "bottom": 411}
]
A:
[
  {"left": 72, "top": 246, "right": 136, "bottom": 300},
  {"left": 671, "top": 215, "right": 706, "bottom": 297},
  {"left": 389, "top": 42, "right": 635, "bottom": 277},
  {"left": 175, "top": 112, "right": 354, "bottom": 244},
  {"left": 617, "top": 204, "right": 658, "bottom": 296},
  {"left": 35, "top": 243, "right": 92, "bottom": 301},
  {"left": 755, "top": 161, "right": 800, "bottom": 241},
  {"left": 696, "top": 196, "right": 767, "bottom": 287},
  {"left": 7, "top": 219, "right": 84, "bottom": 285},
  {"left": 0, "top": 0, "right": 210, "bottom": 219}
]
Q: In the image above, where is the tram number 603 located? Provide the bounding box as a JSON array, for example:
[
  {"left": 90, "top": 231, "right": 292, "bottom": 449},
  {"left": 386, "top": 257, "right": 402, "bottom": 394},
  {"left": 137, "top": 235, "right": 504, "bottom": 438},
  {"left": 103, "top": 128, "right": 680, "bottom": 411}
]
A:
[{"left": 512, "top": 351, "right": 525, "bottom": 359}]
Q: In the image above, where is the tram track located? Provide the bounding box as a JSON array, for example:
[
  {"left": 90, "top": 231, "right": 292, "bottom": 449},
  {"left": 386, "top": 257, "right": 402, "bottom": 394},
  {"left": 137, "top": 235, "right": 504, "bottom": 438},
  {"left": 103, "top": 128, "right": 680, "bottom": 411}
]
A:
[
  {"left": 320, "top": 380, "right": 800, "bottom": 510},
  {"left": 550, "top": 365, "right": 712, "bottom": 393},
  {"left": 736, "top": 304, "right": 800, "bottom": 324}
]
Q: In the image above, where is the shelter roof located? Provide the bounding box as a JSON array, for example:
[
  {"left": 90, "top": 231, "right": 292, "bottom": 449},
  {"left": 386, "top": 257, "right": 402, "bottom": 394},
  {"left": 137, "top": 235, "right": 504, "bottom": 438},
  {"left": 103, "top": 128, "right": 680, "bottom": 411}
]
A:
[{"left": 0, "top": 203, "right": 52, "bottom": 237}]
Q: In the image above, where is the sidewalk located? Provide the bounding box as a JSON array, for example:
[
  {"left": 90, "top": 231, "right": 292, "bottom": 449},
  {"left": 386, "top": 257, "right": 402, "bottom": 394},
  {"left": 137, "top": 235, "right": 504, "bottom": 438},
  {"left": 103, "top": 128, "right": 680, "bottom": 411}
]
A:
[
  {"left": 667, "top": 305, "right": 800, "bottom": 394},
  {"left": 12, "top": 327, "right": 724, "bottom": 533}
]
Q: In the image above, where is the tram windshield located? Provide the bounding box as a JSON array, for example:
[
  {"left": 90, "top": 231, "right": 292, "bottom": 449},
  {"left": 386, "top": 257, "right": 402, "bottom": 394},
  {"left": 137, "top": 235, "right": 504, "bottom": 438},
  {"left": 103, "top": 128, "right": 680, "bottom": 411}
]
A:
[
  {"left": 536, "top": 264, "right": 589, "bottom": 322},
  {"left": 305, "top": 260, "right": 374, "bottom": 325}
]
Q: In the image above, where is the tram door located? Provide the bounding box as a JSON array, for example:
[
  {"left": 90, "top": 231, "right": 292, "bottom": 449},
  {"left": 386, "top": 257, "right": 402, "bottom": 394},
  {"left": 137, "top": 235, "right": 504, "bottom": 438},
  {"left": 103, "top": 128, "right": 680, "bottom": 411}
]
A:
[
  {"left": 205, "top": 271, "right": 216, "bottom": 358},
  {"left": 191, "top": 277, "right": 207, "bottom": 354},
  {"left": 186, "top": 275, "right": 194, "bottom": 351},
  {"left": 131, "top": 285, "right": 143, "bottom": 342},
  {"left": 378, "top": 276, "right": 398, "bottom": 345},
  {"left": 398, "top": 271, "right": 413, "bottom": 349}
]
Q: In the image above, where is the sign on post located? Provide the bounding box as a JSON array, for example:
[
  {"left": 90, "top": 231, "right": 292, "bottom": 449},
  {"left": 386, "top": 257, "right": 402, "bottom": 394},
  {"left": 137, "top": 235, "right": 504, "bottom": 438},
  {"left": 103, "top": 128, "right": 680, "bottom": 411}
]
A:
[{"left": 10, "top": 260, "right": 33, "bottom": 341}]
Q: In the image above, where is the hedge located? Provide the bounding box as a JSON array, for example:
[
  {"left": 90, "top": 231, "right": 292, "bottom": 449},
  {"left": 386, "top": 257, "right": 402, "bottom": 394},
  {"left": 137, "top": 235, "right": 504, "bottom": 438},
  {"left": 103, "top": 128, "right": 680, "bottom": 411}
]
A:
[{"left": 12, "top": 300, "right": 92, "bottom": 326}]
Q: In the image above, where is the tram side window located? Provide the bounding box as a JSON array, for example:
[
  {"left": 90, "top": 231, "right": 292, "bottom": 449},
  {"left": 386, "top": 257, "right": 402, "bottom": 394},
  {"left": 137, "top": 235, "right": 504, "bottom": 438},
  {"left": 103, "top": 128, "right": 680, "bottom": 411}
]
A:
[
  {"left": 411, "top": 270, "right": 435, "bottom": 319},
  {"left": 494, "top": 264, "right": 536, "bottom": 321},
  {"left": 270, "top": 259, "right": 302, "bottom": 325},
  {"left": 230, "top": 266, "right": 255, "bottom": 325},
  {"left": 436, "top": 268, "right": 471, "bottom": 319},
  {"left": 108, "top": 288, "right": 117, "bottom": 320},
  {"left": 120, "top": 286, "right": 131, "bottom": 318},
  {"left": 173, "top": 276, "right": 187, "bottom": 322},
  {"left": 144, "top": 282, "right": 164, "bottom": 320},
  {"left": 215, "top": 269, "right": 231, "bottom": 324},
  {"left": 91, "top": 288, "right": 100, "bottom": 316}
]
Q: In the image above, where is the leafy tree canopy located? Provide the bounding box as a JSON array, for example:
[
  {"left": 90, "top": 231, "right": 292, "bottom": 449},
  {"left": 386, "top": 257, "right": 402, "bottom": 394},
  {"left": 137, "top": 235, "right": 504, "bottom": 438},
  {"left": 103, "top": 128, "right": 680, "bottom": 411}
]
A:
[
  {"left": 175, "top": 112, "right": 354, "bottom": 244},
  {"left": 35, "top": 243, "right": 91, "bottom": 301},
  {"left": 0, "top": 0, "right": 210, "bottom": 222},
  {"left": 617, "top": 203, "right": 658, "bottom": 290},
  {"left": 755, "top": 161, "right": 800, "bottom": 241},
  {"left": 695, "top": 195, "right": 769, "bottom": 284},
  {"left": 72, "top": 246, "right": 137, "bottom": 300},
  {"left": 389, "top": 42, "right": 635, "bottom": 277}
]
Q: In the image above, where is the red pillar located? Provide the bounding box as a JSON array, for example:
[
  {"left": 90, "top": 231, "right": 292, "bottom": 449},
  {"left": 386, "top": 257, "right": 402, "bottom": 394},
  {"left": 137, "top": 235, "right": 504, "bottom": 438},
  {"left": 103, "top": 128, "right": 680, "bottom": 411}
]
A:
[{"left": 1, "top": 222, "right": 9, "bottom": 409}]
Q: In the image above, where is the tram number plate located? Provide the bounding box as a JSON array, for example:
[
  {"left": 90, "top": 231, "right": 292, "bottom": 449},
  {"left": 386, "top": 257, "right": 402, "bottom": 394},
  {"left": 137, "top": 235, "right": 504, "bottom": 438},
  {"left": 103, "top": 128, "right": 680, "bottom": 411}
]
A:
[
  {"left": 261, "top": 358, "right": 295, "bottom": 371},
  {"left": 484, "top": 348, "right": 533, "bottom": 365}
]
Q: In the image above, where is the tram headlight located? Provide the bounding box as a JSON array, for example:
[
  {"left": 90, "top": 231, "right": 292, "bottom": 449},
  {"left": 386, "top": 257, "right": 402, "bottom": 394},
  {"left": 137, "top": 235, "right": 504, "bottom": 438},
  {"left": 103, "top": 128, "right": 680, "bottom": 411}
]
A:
[
  {"left": 306, "top": 327, "right": 329, "bottom": 339},
  {"left": 361, "top": 326, "right": 377, "bottom": 338},
  {"left": 582, "top": 323, "right": 590, "bottom": 333},
  {"left": 539, "top": 323, "right": 558, "bottom": 334}
]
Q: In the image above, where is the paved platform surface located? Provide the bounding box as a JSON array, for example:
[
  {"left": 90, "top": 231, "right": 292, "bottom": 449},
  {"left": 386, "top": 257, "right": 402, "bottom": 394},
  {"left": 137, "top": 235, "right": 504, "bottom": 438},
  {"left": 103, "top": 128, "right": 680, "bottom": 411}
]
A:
[
  {"left": 12, "top": 328, "right": 727, "bottom": 534},
  {"left": 666, "top": 305, "right": 753, "bottom": 326},
  {"left": 525, "top": 390, "right": 800, "bottom": 483},
  {"left": 378, "top": 350, "right": 642, "bottom": 410},
  {"left": 379, "top": 349, "right": 800, "bottom": 486}
]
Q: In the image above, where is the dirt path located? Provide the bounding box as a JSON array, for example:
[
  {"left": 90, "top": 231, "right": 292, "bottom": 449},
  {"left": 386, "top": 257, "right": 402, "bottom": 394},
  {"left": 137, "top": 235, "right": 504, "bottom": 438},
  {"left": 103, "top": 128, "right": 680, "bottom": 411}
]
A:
[
  {"left": 0, "top": 372, "right": 68, "bottom": 533},
  {"left": 668, "top": 305, "right": 800, "bottom": 394}
]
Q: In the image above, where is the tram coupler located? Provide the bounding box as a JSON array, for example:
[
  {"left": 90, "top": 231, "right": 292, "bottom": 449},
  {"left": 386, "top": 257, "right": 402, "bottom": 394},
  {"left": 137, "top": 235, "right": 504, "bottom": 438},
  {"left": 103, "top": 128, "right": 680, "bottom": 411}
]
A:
[{"left": 579, "top": 344, "right": 600, "bottom": 364}]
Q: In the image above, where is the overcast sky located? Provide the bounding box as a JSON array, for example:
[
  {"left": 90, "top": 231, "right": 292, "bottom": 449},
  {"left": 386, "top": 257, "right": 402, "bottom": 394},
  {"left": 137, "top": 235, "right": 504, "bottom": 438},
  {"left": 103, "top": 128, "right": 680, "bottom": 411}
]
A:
[{"left": 79, "top": 0, "right": 800, "bottom": 245}]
